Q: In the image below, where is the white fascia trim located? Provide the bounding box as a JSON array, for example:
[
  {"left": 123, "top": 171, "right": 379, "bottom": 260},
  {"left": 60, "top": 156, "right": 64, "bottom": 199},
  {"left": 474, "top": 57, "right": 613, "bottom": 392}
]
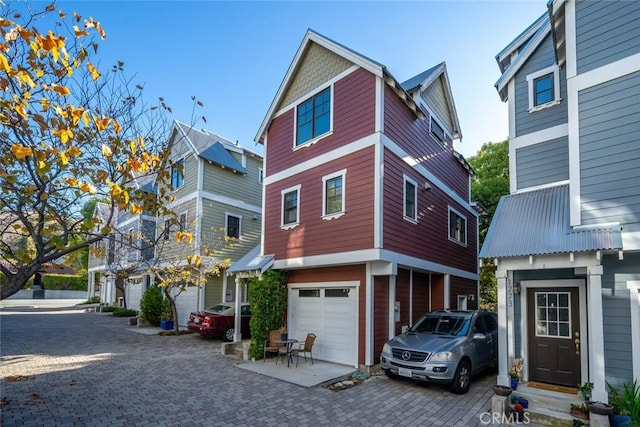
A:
[
  {"left": 510, "top": 123, "right": 568, "bottom": 150},
  {"left": 271, "top": 65, "right": 359, "bottom": 121},
  {"left": 568, "top": 75, "right": 581, "bottom": 226},
  {"left": 201, "top": 191, "right": 262, "bottom": 214},
  {"left": 508, "top": 75, "right": 516, "bottom": 139},
  {"left": 628, "top": 281, "right": 640, "bottom": 383},
  {"left": 564, "top": 0, "right": 577, "bottom": 80},
  {"left": 381, "top": 134, "right": 476, "bottom": 216},
  {"left": 273, "top": 248, "right": 478, "bottom": 281},
  {"left": 514, "top": 180, "right": 570, "bottom": 195},
  {"left": 264, "top": 133, "right": 378, "bottom": 185},
  {"left": 173, "top": 120, "right": 200, "bottom": 156}
]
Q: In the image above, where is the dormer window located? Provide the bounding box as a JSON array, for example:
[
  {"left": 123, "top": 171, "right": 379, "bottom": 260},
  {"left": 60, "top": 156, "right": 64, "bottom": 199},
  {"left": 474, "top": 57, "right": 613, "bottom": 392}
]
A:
[
  {"left": 170, "top": 158, "right": 185, "bottom": 189},
  {"left": 526, "top": 65, "right": 561, "bottom": 112},
  {"left": 296, "top": 87, "right": 331, "bottom": 146},
  {"left": 430, "top": 118, "right": 446, "bottom": 144}
]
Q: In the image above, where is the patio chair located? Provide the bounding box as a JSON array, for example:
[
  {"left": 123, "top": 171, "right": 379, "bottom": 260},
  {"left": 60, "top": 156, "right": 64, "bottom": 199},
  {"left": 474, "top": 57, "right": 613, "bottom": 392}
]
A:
[
  {"left": 263, "top": 330, "right": 281, "bottom": 363},
  {"left": 291, "top": 333, "right": 316, "bottom": 367}
]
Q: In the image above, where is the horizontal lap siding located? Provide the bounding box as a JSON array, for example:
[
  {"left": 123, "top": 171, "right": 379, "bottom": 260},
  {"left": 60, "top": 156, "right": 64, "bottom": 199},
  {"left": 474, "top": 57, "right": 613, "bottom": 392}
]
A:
[
  {"left": 263, "top": 147, "right": 375, "bottom": 259},
  {"left": 395, "top": 269, "right": 411, "bottom": 335},
  {"left": 374, "top": 276, "right": 389, "bottom": 362},
  {"left": 382, "top": 149, "right": 477, "bottom": 273},
  {"left": 516, "top": 137, "right": 569, "bottom": 189},
  {"left": 383, "top": 86, "right": 469, "bottom": 200},
  {"left": 579, "top": 71, "right": 640, "bottom": 241},
  {"left": 265, "top": 68, "right": 376, "bottom": 176},
  {"left": 514, "top": 34, "right": 568, "bottom": 137},
  {"left": 449, "top": 276, "right": 478, "bottom": 311},
  {"left": 602, "top": 290, "right": 633, "bottom": 384},
  {"left": 576, "top": 0, "right": 640, "bottom": 74}
]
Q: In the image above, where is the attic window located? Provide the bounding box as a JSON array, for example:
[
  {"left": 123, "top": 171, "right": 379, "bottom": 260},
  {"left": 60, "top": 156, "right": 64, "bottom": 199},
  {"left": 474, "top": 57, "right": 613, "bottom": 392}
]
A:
[
  {"left": 296, "top": 87, "right": 331, "bottom": 146},
  {"left": 430, "top": 118, "right": 446, "bottom": 144},
  {"left": 526, "top": 65, "right": 561, "bottom": 112}
]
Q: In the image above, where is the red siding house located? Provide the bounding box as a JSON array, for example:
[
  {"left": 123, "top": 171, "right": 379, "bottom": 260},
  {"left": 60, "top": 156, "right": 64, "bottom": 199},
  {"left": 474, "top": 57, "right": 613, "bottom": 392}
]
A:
[{"left": 255, "top": 30, "right": 478, "bottom": 369}]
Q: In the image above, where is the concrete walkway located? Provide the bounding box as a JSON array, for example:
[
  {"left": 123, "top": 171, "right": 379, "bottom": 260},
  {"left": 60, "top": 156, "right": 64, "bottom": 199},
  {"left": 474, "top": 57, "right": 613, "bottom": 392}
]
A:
[
  {"left": 1, "top": 301, "right": 503, "bottom": 426},
  {"left": 237, "top": 359, "right": 355, "bottom": 388}
]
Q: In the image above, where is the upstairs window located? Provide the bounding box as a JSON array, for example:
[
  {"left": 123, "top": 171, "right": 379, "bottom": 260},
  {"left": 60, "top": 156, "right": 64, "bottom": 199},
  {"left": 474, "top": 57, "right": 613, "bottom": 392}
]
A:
[
  {"left": 226, "top": 214, "right": 241, "bottom": 239},
  {"left": 533, "top": 74, "right": 554, "bottom": 106},
  {"left": 179, "top": 212, "right": 187, "bottom": 232},
  {"left": 171, "top": 158, "right": 184, "bottom": 189},
  {"left": 296, "top": 87, "right": 331, "bottom": 146},
  {"left": 281, "top": 185, "right": 301, "bottom": 228},
  {"left": 163, "top": 219, "right": 171, "bottom": 241},
  {"left": 448, "top": 207, "right": 467, "bottom": 245},
  {"left": 430, "top": 118, "right": 446, "bottom": 144},
  {"left": 322, "top": 170, "right": 346, "bottom": 219},
  {"left": 527, "top": 65, "right": 561, "bottom": 112},
  {"left": 403, "top": 175, "right": 417, "bottom": 222}
]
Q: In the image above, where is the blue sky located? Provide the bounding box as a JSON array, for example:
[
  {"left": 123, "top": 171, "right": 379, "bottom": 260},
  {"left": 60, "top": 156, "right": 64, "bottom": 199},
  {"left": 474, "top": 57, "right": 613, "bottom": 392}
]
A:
[{"left": 56, "top": 0, "right": 546, "bottom": 159}]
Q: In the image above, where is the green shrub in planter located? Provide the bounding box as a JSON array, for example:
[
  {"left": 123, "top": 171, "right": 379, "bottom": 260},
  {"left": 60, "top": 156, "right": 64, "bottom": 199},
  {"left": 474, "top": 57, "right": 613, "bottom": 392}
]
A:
[
  {"left": 100, "top": 305, "right": 117, "bottom": 312},
  {"left": 140, "top": 286, "right": 164, "bottom": 326},
  {"left": 112, "top": 308, "right": 138, "bottom": 317}
]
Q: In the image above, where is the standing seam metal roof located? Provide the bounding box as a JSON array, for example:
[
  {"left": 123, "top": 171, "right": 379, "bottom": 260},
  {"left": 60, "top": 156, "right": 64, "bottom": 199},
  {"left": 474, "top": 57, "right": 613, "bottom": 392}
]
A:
[{"left": 479, "top": 185, "right": 622, "bottom": 259}]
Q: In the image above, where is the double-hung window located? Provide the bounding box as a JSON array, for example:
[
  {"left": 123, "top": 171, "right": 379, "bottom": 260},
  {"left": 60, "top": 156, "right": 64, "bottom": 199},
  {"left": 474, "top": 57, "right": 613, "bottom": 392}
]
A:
[
  {"left": 322, "top": 170, "right": 346, "bottom": 219},
  {"left": 226, "top": 214, "right": 241, "bottom": 239},
  {"left": 178, "top": 212, "right": 187, "bottom": 232},
  {"left": 430, "top": 118, "right": 446, "bottom": 144},
  {"left": 296, "top": 87, "right": 331, "bottom": 146},
  {"left": 526, "top": 65, "right": 561, "bottom": 111},
  {"left": 281, "top": 185, "right": 301, "bottom": 228},
  {"left": 448, "top": 207, "right": 467, "bottom": 245},
  {"left": 170, "top": 158, "right": 185, "bottom": 189},
  {"left": 403, "top": 175, "right": 417, "bottom": 222}
]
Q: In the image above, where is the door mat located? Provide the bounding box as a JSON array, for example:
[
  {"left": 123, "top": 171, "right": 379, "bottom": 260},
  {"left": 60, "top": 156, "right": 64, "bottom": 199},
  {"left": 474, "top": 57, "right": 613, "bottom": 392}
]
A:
[{"left": 527, "top": 381, "right": 578, "bottom": 395}]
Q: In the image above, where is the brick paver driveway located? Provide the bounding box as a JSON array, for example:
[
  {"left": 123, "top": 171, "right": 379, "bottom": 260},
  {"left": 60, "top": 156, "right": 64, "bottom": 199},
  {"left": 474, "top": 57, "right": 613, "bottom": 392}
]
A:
[{"left": 1, "top": 303, "right": 497, "bottom": 426}]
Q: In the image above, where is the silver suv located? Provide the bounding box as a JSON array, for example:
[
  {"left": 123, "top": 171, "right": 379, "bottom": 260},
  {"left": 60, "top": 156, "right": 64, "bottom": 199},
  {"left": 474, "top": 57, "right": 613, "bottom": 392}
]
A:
[{"left": 380, "top": 310, "right": 498, "bottom": 394}]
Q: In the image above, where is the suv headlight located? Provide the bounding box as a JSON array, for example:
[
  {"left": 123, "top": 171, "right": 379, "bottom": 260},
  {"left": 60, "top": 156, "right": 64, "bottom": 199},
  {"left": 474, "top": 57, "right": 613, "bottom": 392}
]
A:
[
  {"left": 429, "top": 351, "right": 454, "bottom": 362},
  {"left": 382, "top": 343, "right": 391, "bottom": 354}
]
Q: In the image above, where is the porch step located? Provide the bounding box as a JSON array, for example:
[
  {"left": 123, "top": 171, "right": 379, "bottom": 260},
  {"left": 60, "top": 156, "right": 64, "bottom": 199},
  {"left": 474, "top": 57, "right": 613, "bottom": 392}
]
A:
[{"left": 511, "top": 383, "right": 589, "bottom": 426}]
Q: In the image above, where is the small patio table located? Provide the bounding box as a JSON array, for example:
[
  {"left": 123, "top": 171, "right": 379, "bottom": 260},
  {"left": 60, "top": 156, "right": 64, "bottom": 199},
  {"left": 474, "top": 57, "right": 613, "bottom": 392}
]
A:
[{"left": 275, "top": 339, "right": 298, "bottom": 367}]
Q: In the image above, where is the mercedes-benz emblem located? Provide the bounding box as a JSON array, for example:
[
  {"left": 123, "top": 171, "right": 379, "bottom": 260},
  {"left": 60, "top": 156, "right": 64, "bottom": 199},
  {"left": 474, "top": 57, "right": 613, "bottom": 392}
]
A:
[{"left": 401, "top": 351, "right": 411, "bottom": 361}]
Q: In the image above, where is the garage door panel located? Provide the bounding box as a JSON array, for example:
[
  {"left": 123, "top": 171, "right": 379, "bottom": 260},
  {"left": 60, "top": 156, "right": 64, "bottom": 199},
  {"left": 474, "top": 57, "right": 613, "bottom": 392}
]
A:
[{"left": 290, "top": 285, "right": 357, "bottom": 366}]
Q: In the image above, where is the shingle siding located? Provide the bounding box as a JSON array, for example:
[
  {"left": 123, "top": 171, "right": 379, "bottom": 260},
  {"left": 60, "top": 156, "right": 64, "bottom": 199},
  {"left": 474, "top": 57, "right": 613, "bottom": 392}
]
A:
[
  {"left": 514, "top": 34, "right": 568, "bottom": 137},
  {"left": 579, "top": 71, "right": 640, "bottom": 243},
  {"left": 516, "top": 137, "right": 569, "bottom": 190},
  {"left": 576, "top": 0, "right": 640, "bottom": 75}
]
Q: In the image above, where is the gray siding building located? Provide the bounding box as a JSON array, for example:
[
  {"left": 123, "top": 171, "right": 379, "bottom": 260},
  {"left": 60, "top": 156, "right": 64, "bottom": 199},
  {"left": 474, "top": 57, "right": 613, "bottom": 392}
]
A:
[{"left": 481, "top": 0, "right": 640, "bottom": 410}]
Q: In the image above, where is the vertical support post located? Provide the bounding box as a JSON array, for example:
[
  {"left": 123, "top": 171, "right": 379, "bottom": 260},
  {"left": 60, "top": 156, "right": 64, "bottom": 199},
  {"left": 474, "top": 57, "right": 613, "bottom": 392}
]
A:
[
  {"left": 497, "top": 269, "right": 509, "bottom": 386},
  {"left": 389, "top": 274, "right": 396, "bottom": 339},
  {"left": 444, "top": 274, "right": 450, "bottom": 309},
  {"left": 234, "top": 276, "right": 242, "bottom": 343},
  {"left": 588, "top": 266, "right": 607, "bottom": 402},
  {"left": 365, "top": 264, "right": 373, "bottom": 367}
]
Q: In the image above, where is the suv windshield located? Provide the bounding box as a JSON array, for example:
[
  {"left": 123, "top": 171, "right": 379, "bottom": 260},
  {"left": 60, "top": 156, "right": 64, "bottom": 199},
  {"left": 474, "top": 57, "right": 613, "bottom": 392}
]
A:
[{"left": 409, "top": 314, "right": 471, "bottom": 337}]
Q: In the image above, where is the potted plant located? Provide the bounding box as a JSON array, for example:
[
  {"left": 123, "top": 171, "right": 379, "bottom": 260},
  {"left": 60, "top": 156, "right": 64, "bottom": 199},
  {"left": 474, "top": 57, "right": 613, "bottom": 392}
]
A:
[
  {"left": 509, "top": 369, "right": 519, "bottom": 390},
  {"left": 159, "top": 303, "right": 174, "bottom": 331},
  {"left": 607, "top": 380, "right": 638, "bottom": 427},
  {"left": 570, "top": 403, "right": 589, "bottom": 420},
  {"left": 587, "top": 401, "right": 613, "bottom": 416},
  {"left": 278, "top": 326, "right": 288, "bottom": 341},
  {"left": 579, "top": 381, "right": 594, "bottom": 401}
]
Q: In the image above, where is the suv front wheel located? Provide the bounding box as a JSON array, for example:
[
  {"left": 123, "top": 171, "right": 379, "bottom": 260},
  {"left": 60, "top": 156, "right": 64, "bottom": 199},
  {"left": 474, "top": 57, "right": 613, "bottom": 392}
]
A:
[{"left": 450, "top": 360, "right": 471, "bottom": 394}]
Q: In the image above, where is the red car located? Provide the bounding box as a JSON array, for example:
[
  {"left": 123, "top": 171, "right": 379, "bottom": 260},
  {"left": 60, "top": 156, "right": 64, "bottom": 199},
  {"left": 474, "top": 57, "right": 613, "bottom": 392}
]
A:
[{"left": 187, "top": 303, "right": 251, "bottom": 342}]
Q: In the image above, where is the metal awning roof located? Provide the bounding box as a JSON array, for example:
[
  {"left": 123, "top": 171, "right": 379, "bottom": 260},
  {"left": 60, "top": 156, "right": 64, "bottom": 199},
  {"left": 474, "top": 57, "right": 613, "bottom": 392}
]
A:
[
  {"left": 480, "top": 185, "right": 622, "bottom": 259},
  {"left": 226, "top": 245, "right": 274, "bottom": 277}
]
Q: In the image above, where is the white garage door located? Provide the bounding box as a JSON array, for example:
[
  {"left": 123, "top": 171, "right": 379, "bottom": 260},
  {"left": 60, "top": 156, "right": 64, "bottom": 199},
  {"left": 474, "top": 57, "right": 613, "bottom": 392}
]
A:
[{"left": 289, "top": 284, "right": 357, "bottom": 367}]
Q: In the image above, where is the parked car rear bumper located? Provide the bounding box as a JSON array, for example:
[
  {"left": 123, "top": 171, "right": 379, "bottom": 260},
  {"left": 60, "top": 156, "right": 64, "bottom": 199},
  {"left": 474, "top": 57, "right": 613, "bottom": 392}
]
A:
[{"left": 186, "top": 322, "right": 222, "bottom": 336}]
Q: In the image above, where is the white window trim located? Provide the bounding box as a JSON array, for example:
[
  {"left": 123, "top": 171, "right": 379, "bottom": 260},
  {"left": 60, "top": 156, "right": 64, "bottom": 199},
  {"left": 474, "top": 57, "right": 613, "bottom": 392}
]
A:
[
  {"left": 281, "top": 184, "right": 301, "bottom": 230},
  {"left": 178, "top": 211, "right": 188, "bottom": 232},
  {"left": 448, "top": 206, "right": 467, "bottom": 246},
  {"left": 322, "top": 169, "right": 347, "bottom": 220},
  {"left": 293, "top": 84, "right": 334, "bottom": 150},
  {"left": 429, "top": 116, "right": 450, "bottom": 145},
  {"left": 170, "top": 156, "right": 186, "bottom": 190},
  {"left": 225, "top": 212, "right": 242, "bottom": 239},
  {"left": 526, "top": 64, "right": 561, "bottom": 112},
  {"left": 258, "top": 168, "right": 264, "bottom": 184},
  {"left": 403, "top": 174, "right": 418, "bottom": 224}
]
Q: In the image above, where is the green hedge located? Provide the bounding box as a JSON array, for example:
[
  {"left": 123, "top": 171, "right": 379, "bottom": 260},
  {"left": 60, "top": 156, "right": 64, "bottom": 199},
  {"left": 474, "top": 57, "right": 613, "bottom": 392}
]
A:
[
  {"left": 248, "top": 270, "right": 288, "bottom": 359},
  {"left": 42, "top": 273, "right": 88, "bottom": 290}
]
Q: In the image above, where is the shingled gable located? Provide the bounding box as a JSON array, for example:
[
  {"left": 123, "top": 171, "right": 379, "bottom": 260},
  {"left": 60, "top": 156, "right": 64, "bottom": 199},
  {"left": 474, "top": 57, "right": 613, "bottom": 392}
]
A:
[
  {"left": 494, "top": 13, "right": 551, "bottom": 101},
  {"left": 254, "top": 29, "right": 426, "bottom": 144},
  {"left": 400, "top": 62, "right": 462, "bottom": 140}
]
